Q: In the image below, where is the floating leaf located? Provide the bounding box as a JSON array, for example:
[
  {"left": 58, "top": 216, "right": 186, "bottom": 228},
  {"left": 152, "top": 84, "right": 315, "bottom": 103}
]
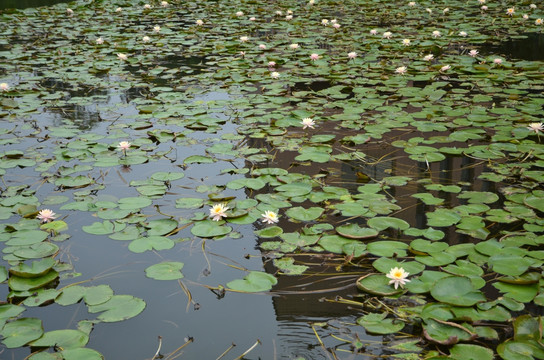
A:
[
  {"left": 356, "top": 274, "right": 403, "bottom": 296},
  {"left": 227, "top": 271, "right": 277, "bottom": 292},
  {"left": 0, "top": 318, "right": 43, "bottom": 348},
  {"left": 285, "top": 207, "right": 324, "bottom": 221},
  {"left": 88, "top": 295, "right": 146, "bottom": 322},
  {"left": 145, "top": 262, "right": 184, "bottom": 280},
  {"left": 430, "top": 277, "right": 486, "bottom": 306},
  {"left": 336, "top": 223, "right": 378, "bottom": 239},
  {"left": 190, "top": 220, "right": 232, "bottom": 238},
  {"left": 30, "top": 329, "right": 89, "bottom": 349},
  {"left": 357, "top": 312, "right": 405, "bottom": 334},
  {"left": 367, "top": 217, "right": 410, "bottom": 231}
]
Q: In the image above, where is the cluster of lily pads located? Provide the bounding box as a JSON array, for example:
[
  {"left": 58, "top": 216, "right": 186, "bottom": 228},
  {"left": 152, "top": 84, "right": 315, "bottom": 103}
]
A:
[{"left": 0, "top": 0, "right": 543, "bottom": 358}]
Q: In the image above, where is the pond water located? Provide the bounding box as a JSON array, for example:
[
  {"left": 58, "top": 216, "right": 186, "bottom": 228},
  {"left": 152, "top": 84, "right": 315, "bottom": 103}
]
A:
[{"left": 0, "top": 0, "right": 543, "bottom": 359}]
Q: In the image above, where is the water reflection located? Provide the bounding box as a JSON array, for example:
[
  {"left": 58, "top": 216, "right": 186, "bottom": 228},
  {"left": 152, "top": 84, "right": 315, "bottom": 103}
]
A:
[
  {"left": 494, "top": 32, "right": 544, "bottom": 61},
  {"left": 0, "top": 0, "right": 68, "bottom": 9}
]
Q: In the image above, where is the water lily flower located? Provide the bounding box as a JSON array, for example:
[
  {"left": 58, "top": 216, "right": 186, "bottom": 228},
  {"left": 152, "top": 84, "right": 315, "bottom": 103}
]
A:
[
  {"left": 310, "top": 53, "right": 320, "bottom": 61},
  {"left": 536, "top": 18, "right": 543, "bottom": 25},
  {"left": 440, "top": 64, "right": 451, "bottom": 72},
  {"left": 196, "top": 19, "right": 204, "bottom": 26},
  {"left": 144, "top": 4, "right": 152, "bottom": 9},
  {"left": 286, "top": 15, "right": 293, "bottom": 20},
  {"left": 478, "top": 0, "right": 485, "bottom": 4},
  {"left": 348, "top": 51, "right": 357, "bottom": 59},
  {"left": 395, "top": 66, "right": 407, "bottom": 74},
  {"left": 481, "top": 5, "right": 488, "bottom": 11},
  {"left": 321, "top": 19, "right": 329, "bottom": 25},
  {"left": 276, "top": 10, "right": 283, "bottom": 16},
  {"left": 117, "top": 53, "right": 128, "bottom": 61},
  {"left": 161, "top": 1, "right": 168, "bottom": 7},
  {"left": 66, "top": 8, "right": 74, "bottom": 16},
  {"left": 426, "top": 8, "right": 432, "bottom": 14},
  {"left": 240, "top": 36, "right": 249, "bottom": 42},
  {"left": 530, "top": 4, "right": 537, "bottom": 9},
  {"left": 493, "top": 58, "right": 503, "bottom": 65},
  {"left": 249, "top": 17, "right": 256, "bottom": 21},
  {"left": 301, "top": 117, "right": 315, "bottom": 129},
  {"left": 209, "top": 203, "right": 229, "bottom": 221},
  {"left": 523, "top": 14, "right": 529, "bottom": 20},
  {"left": 96, "top": 37, "right": 104, "bottom": 44},
  {"left": 37, "top": 209, "right": 57, "bottom": 223},
  {"left": 330, "top": 19, "right": 337, "bottom": 24},
  {"left": 289, "top": 43, "right": 299, "bottom": 50},
  {"left": 259, "top": 44, "right": 267, "bottom": 50},
  {"left": 333, "top": 23, "right": 341, "bottom": 29},
  {"left": 268, "top": 61, "right": 276, "bottom": 67},
  {"left": 370, "top": 29, "right": 378, "bottom": 35},
  {"left": 287, "top": 10, "right": 293, "bottom": 15},
  {"left": 527, "top": 123, "right": 544, "bottom": 133},
  {"left": 236, "top": 11, "right": 244, "bottom": 16},
  {"left": 506, "top": 8, "right": 515, "bottom": 16},
  {"left": 240, "top": 51, "right": 246, "bottom": 58},
  {"left": 118, "top": 141, "right": 131, "bottom": 152},
  {"left": 423, "top": 54, "right": 434, "bottom": 61},
  {"left": 432, "top": 30, "right": 441, "bottom": 38},
  {"left": 443, "top": 8, "right": 449, "bottom": 14},
  {"left": 459, "top": 31, "right": 468, "bottom": 37},
  {"left": 386, "top": 267, "right": 410, "bottom": 289},
  {"left": 0, "top": 83, "right": 10, "bottom": 91},
  {"left": 309, "top": 0, "right": 315, "bottom": 4},
  {"left": 469, "top": 49, "right": 479, "bottom": 57},
  {"left": 408, "top": 2, "right": 416, "bottom": 6},
  {"left": 270, "top": 71, "right": 280, "bottom": 79},
  {"left": 115, "top": 7, "right": 122, "bottom": 12},
  {"left": 402, "top": 38, "right": 411, "bottom": 45},
  {"left": 383, "top": 31, "right": 392, "bottom": 39},
  {"left": 153, "top": 25, "right": 161, "bottom": 33},
  {"left": 261, "top": 211, "right": 279, "bottom": 224},
  {"left": 143, "top": 36, "right": 151, "bottom": 43}
]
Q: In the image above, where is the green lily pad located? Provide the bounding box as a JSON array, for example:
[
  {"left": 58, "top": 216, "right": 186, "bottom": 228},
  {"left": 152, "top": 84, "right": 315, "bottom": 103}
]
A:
[
  {"left": 146, "top": 219, "right": 178, "bottom": 236},
  {"left": 285, "top": 206, "right": 323, "bottom": 221},
  {"left": 227, "top": 271, "right": 277, "bottom": 292},
  {"left": 0, "top": 317, "right": 43, "bottom": 348},
  {"left": 118, "top": 197, "right": 152, "bottom": 210},
  {"left": 273, "top": 257, "right": 308, "bottom": 275},
  {"left": 430, "top": 276, "right": 486, "bottom": 306},
  {"left": 372, "top": 257, "right": 425, "bottom": 276},
  {"left": 88, "top": 295, "right": 146, "bottom": 322},
  {"left": 357, "top": 312, "right": 405, "bottom": 334},
  {"left": 367, "top": 217, "right": 410, "bottom": 231},
  {"left": 367, "top": 241, "right": 409, "bottom": 257},
  {"left": 30, "top": 329, "right": 89, "bottom": 349},
  {"left": 56, "top": 285, "right": 114, "bottom": 306},
  {"left": 255, "top": 226, "right": 283, "bottom": 238},
  {"left": 8, "top": 270, "right": 59, "bottom": 292},
  {"left": 336, "top": 223, "right": 378, "bottom": 239},
  {"left": 9, "top": 258, "right": 56, "bottom": 278},
  {"left": 356, "top": 274, "right": 403, "bottom": 296},
  {"left": 191, "top": 220, "right": 232, "bottom": 238},
  {"left": 128, "top": 236, "right": 175, "bottom": 253},
  {"left": 145, "top": 262, "right": 184, "bottom": 280},
  {"left": 175, "top": 198, "right": 204, "bottom": 209}
]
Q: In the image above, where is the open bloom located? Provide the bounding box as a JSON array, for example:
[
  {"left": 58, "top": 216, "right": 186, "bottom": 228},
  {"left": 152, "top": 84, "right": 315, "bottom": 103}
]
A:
[
  {"left": 144, "top": 4, "right": 152, "bottom": 9},
  {"left": 249, "top": 17, "right": 256, "bottom": 21},
  {"left": 530, "top": 4, "right": 537, "bottom": 9},
  {"left": 321, "top": 19, "right": 329, "bottom": 25},
  {"left": 469, "top": 49, "right": 479, "bottom": 57},
  {"left": 506, "top": 8, "right": 515, "bottom": 16},
  {"left": 270, "top": 71, "right": 280, "bottom": 79},
  {"left": 268, "top": 61, "right": 276, "bottom": 67},
  {"left": 387, "top": 267, "right": 410, "bottom": 289},
  {"left": 240, "top": 36, "right": 249, "bottom": 42},
  {"left": 161, "top": 1, "right": 168, "bottom": 7},
  {"left": 196, "top": 19, "right": 204, "bottom": 26},
  {"left": 440, "top": 64, "right": 451, "bottom": 72},
  {"left": 37, "top": 209, "right": 57, "bottom": 223},
  {"left": 443, "top": 7, "right": 449, "bottom": 14},
  {"left": 259, "top": 44, "right": 267, "bottom": 50},
  {"left": 408, "top": 1, "right": 415, "bottom": 6},
  {"left": 348, "top": 51, "right": 357, "bottom": 59},
  {"left": 383, "top": 31, "right": 392, "bottom": 39},
  {"left": 536, "top": 18, "right": 543, "bottom": 25},
  {"left": 301, "top": 117, "right": 315, "bottom": 129},
  {"left": 117, "top": 53, "right": 128, "bottom": 61},
  {"left": 118, "top": 141, "right": 131, "bottom": 151},
  {"left": 66, "top": 8, "right": 73, "bottom": 16},
  {"left": 96, "top": 37, "right": 104, "bottom": 44},
  {"left": 493, "top": 58, "right": 503, "bottom": 65},
  {"left": 481, "top": 5, "right": 488, "bottom": 11},
  {"left": 261, "top": 211, "right": 279, "bottom": 224},
  {"left": 459, "top": 31, "right": 468, "bottom": 37},
  {"left": 209, "top": 203, "right": 229, "bottom": 221},
  {"left": 370, "top": 29, "right": 378, "bottom": 35},
  {"left": 0, "top": 83, "right": 10, "bottom": 91},
  {"left": 395, "top": 66, "right": 407, "bottom": 74},
  {"left": 286, "top": 15, "right": 293, "bottom": 20},
  {"left": 432, "top": 30, "right": 441, "bottom": 38},
  {"left": 527, "top": 123, "right": 544, "bottom": 133},
  {"left": 115, "top": 7, "right": 122, "bottom": 12},
  {"left": 426, "top": 8, "right": 432, "bottom": 14},
  {"left": 236, "top": 11, "right": 244, "bottom": 17},
  {"left": 276, "top": 10, "right": 283, "bottom": 16},
  {"left": 423, "top": 54, "right": 434, "bottom": 61},
  {"left": 402, "top": 38, "right": 411, "bottom": 45},
  {"left": 153, "top": 25, "right": 161, "bottom": 33},
  {"left": 143, "top": 36, "right": 150, "bottom": 43},
  {"left": 289, "top": 43, "right": 299, "bottom": 50},
  {"left": 478, "top": 0, "right": 485, "bottom": 4},
  {"left": 310, "top": 53, "right": 320, "bottom": 61}
]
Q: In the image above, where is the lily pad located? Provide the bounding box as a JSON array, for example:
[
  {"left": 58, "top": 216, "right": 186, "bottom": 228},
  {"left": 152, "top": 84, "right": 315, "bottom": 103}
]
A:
[
  {"left": 145, "top": 262, "right": 184, "bottom": 280},
  {"left": 357, "top": 312, "right": 405, "bottom": 334},
  {"left": 226, "top": 271, "right": 277, "bottom": 292}
]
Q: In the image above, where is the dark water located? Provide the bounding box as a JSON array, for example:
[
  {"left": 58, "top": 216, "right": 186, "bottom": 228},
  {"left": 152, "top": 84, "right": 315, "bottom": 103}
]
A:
[
  {"left": 0, "top": 0, "right": 69, "bottom": 10},
  {"left": 494, "top": 32, "right": 544, "bottom": 61}
]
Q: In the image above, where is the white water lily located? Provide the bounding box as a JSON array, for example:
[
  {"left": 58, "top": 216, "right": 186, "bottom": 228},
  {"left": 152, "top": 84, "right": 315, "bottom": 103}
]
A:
[
  {"left": 301, "top": 117, "right": 315, "bottom": 129},
  {"left": 37, "top": 209, "right": 57, "bottom": 223},
  {"left": 386, "top": 267, "right": 411, "bottom": 289},
  {"left": 261, "top": 211, "right": 279, "bottom": 224},
  {"left": 527, "top": 122, "right": 544, "bottom": 133}
]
